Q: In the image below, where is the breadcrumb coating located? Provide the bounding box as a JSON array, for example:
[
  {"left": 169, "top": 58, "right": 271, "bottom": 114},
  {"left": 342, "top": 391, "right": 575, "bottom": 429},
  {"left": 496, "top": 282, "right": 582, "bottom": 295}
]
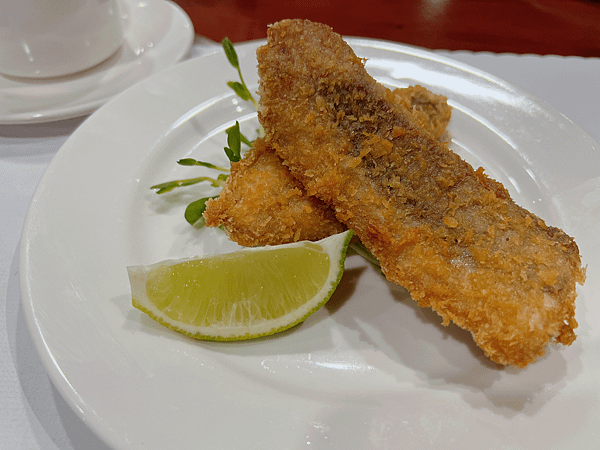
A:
[
  {"left": 204, "top": 86, "right": 451, "bottom": 246},
  {"left": 256, "top": 19, "right": 585, "bottom": 367},
  {"left": 204, "top": 137, "right": 345, "bottom": 246},
  {"left": 393, "top": 85, "right": 452, "bottom": 140}
]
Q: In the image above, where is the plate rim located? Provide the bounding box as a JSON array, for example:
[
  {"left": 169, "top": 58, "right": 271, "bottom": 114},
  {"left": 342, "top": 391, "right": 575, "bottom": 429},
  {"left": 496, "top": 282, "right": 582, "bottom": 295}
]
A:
[{"left": 19, "top": 37, "right": 600, "bottom": 449}]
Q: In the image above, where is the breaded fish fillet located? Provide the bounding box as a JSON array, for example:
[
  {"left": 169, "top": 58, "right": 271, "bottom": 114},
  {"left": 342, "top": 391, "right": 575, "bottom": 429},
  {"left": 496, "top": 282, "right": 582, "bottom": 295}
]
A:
[
  {"left": 204, "top": 86, "right": 451, "bottom": 246},
  {"left": 204, "top": 137, "right": 345, "bottom": 246},
  {"left": 393, "top": 85, "right": 451, "bottom": 140},
  {"left": 257, "top": 19, "right": 585, "bottom": 367}
]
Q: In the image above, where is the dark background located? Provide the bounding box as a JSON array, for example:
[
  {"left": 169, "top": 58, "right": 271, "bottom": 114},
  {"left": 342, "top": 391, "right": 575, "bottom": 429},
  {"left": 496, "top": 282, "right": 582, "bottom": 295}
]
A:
[{"left": 173, "top": 0, "right": 600, "bottom": 56}]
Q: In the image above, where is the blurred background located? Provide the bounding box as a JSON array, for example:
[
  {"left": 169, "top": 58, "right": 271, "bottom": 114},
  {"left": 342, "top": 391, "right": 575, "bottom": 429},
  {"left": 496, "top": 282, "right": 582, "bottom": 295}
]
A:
[{"left": 173, "top": 0, "right": 600, "bottom": 56}]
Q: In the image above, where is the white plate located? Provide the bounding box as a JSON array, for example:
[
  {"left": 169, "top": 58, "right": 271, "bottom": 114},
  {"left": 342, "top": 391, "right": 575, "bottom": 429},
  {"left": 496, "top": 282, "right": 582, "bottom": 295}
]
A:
[
  {"left": 0, "top": 0, "right": 193, "bottom": 125},
  {"left": 20, "top": 39, "right": 600, "bottom": 449}
]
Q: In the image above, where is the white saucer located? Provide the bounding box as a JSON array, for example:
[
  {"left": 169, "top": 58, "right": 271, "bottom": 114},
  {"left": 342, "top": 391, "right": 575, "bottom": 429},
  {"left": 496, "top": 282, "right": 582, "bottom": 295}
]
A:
[{"left": 0, "top": 0, "right": 194, "bottom": 125}]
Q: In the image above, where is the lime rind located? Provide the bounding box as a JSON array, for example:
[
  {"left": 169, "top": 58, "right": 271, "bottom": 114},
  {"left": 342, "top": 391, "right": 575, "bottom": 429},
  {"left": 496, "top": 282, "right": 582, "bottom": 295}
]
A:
[{"left": 128, "top": 229, "right": 353, "bottom": 341}]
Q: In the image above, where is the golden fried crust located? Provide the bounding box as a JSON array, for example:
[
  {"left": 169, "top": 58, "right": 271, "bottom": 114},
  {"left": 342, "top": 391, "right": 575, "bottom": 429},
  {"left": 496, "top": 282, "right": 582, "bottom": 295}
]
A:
[
  {"left": 257, "top": 19, "right": 585, "bottom": 367},
  {"left": 393, "top": 86, "right": 451, "bottom": 139},
  {"left": 203, "top": 137, "right": 345, "bottom": 246},
  {"left": 205, "top": 87, "right": 451, "bottom": 246}
]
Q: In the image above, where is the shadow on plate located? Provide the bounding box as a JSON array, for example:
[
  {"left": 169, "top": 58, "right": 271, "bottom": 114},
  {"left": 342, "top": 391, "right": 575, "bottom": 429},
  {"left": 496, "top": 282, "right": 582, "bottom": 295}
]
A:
[
  {"left": 343, "top": 274, "right": 576, "bottom": 418},
  {"left": 116, "top": 249, "right": 579, "bottom": 419}
]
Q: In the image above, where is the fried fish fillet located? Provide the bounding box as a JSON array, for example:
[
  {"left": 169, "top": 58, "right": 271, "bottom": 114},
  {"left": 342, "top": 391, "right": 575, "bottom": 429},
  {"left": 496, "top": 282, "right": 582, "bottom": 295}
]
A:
[
  {"left": 257, "top": 19, "right": 585, "bottom": 367},
  {"left": 204, "top": 86, "right": 451, "bottom": 246},
  {"left": 393, "top": 85, "right": 452, "bottom": 140},
  {"left": 204, "top": 137, "right": 345, "bottom": 246}
]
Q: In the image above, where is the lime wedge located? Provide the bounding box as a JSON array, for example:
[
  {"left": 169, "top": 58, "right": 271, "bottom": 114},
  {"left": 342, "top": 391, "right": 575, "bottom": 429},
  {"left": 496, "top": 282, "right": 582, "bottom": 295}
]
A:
[{"left": 127, "top": 230, "right": 353, "bottom": 340}]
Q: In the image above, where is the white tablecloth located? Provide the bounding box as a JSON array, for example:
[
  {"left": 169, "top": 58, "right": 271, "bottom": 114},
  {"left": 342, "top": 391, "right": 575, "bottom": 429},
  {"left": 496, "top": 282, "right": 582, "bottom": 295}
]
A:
[{"left": 1, "top": 38, "right": 599, "bottom": 449}]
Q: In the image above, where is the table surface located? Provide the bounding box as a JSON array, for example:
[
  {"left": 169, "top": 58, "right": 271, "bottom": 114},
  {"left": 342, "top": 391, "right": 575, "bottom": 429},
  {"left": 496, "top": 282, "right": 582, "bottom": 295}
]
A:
[
  {"left": 172, "top": 0, "right": 600, "bottom": 56},
  {"left": 2, "top": 2, "right": 600, "bottom": 449}
]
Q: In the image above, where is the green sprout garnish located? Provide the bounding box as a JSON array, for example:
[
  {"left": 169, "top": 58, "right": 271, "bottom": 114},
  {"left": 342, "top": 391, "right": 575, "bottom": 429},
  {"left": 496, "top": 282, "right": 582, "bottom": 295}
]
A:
[
  {"left": 222, "top": 37, "right": 259, "bottom": 110},
  {"left": 150, "top": 37, "right": 380, "bottom": 267},
  {"left": 150, "top": 158, "right": 229, "bottom": 195},
  {"left": 151, "top": 39, "right": 258, "bottom": 225},
  {"left": 177, "top": 158, "right": 230, "bottom": 171},
  {"left": 184, "top": 196, "right": 219, "bottom": 227},
  {"left": 223, "top": 121, "right": 243, "bottom": 162}
]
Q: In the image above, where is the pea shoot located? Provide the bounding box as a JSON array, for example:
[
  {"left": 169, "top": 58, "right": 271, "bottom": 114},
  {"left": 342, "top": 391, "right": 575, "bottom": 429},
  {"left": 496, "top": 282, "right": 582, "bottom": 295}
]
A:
[
  {"left": 151, "top": 38, "right": 257, "bottom": 225},
  {"left": 222, "top": 37, "right": 259, "bottom": 110},
  {"left": 150, "top": 37, "right": 379, "bottom": 266}
]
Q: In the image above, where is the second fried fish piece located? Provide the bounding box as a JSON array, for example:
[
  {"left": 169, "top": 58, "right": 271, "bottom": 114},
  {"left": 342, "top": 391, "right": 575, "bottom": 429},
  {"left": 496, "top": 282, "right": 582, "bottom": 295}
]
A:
[{"left": 204, "top": 137, "right": 345, "bottom": 246}]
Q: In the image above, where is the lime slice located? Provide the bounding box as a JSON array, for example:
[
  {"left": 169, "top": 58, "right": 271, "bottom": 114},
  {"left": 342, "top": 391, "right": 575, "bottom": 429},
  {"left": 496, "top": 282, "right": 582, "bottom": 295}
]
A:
[{"left": 127, "top": 230, "right": 353, "bottom": 341}]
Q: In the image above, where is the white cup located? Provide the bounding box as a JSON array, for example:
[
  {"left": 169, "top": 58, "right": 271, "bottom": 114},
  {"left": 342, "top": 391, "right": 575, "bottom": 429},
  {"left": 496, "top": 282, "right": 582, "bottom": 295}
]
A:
[{"left": 0, "top": 0, "right": 123, "bottom": 78}]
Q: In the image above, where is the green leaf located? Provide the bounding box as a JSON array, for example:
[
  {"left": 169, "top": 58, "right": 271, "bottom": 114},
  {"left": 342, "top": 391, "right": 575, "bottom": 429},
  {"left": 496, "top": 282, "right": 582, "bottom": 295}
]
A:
[
  {"left": 226, "top": 122, "right": 241, "bottom": 151},
  {"left": 224, "top": 122, "right": 242, "bottom": 162},
  {"left": 184, "top": 196, "right": 218, "bottom": 226},
  {"left": 239, "top": 132, "right": 254, "bottom": 147},
  {"left": 150, "top": 180, "right": 181, "bottom": 194},
  {"left": 224, "top": 147, "right": 240, "bottom": 163},
  {"left": 222, "top": 37, "right": 258, "bottom": 109},
  {"left": 177, "top": 158, "right": 229, "bottom": 172},
  {"left": 221, "top": 37, "right": 239, "bottom": 69},
  {"left": 227, "top": 81, "right": 252, "bottom": 101}
]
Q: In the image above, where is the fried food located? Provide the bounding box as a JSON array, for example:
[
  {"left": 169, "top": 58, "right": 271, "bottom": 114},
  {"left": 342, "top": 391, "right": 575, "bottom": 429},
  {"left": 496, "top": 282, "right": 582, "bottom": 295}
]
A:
[
  {"left": 204, "top": 86, "right": 451, "bottom": 246},
  {"left": 204, "top": 137, "right": 345, "bottom": 246},
  {"left": 256, "top": 19, "right": 585, "bottom": 367},
  {"left": 393, "top": 85, "right": 451, "bottom": 140}
]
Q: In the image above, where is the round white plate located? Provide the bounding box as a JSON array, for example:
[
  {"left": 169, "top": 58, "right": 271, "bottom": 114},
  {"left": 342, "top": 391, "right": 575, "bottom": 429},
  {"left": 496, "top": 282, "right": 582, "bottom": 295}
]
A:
[
  {"left": 20, "top": 39, "right": 600, "bottom": 449},
  {"left": 0, "top": 0, "right": 193, "bottom": 125}
]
